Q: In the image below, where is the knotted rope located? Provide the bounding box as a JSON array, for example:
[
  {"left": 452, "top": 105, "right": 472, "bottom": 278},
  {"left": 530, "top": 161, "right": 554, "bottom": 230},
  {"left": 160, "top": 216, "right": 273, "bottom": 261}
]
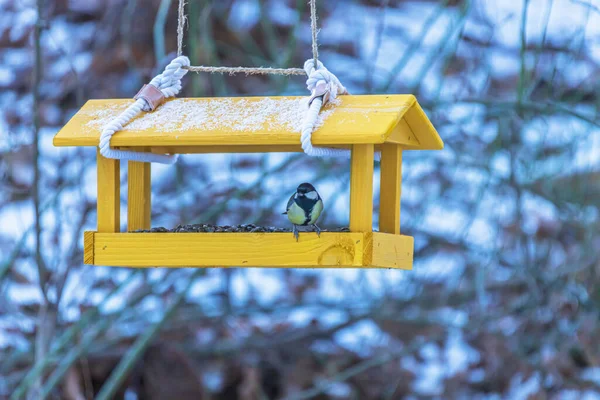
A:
[
  {"left": 100, "top": 0, "right": 354, "bottom": 163},
  {"left": 99, "top": 56, "right": 190, "bottom": 164},
  {"left": 301, "top": 59, "right": 350, "bottom": 157}
]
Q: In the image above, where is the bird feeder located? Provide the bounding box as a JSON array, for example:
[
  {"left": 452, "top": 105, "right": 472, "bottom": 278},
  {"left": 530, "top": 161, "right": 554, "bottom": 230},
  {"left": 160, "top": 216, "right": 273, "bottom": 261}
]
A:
[{"left": 53, "top": 94, "right": 443, "bottom": 269}]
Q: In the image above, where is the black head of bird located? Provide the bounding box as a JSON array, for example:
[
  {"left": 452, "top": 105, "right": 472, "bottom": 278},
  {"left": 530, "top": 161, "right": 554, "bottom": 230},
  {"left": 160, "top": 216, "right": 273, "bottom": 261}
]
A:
[
  {"left": 296, "top": 182, "right": 317, "bottom": 198},
  {"left": 284, "top": 182, "right": 323, "bottom": 241}
]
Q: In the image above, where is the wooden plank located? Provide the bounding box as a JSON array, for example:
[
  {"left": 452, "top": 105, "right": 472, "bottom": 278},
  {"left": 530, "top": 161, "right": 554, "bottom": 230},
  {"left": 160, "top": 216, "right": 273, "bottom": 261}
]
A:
[
  {"left": 84, "top": 231, "right": 94, "bottom": 265},
  {"left": 386, "top": 119, "right": 420, "bottom": 147},
  {"left": 121, "top": 144, "right": 388, "bottom": 155},
  {"left": 86, "top": 231, "right": 414, "bottom": 269},
  {"left": 349, "top": 144, "right": 374, "bottom": 232},
  {"left": 118, "top": 145, "right": 388, "bottom": 155},
  {"left": 146, "top": 145, "right": 305, "bottom": 154},
  {"left": 139, "top": 144, "right": 350, "bottom": 154},
  {"left": 371, "top": 232, "right": 413, "bottom": 270},
  {"left": 53, "top": 95, "right": 421, "bottom": 147},
  {"left": 404, "top": 102, "right": 444, "bottom": 150},
  {"left": 97, "top": 149, "right": 120, "bottom": 233},
  {"left": 379, "top": 144, "right": 402, "bottom": 234},
  {"left": 127, "top": 159, "right": 151, "bottom": 231},
  {"left": 92, "top": 232, "right": 369, "bottom": 268}
]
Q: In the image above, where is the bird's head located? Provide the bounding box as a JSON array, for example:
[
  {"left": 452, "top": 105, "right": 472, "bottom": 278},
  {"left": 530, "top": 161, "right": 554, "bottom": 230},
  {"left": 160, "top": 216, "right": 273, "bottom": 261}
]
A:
[{"left": 296, "top": 182, "right": 319, "bottom": 199}]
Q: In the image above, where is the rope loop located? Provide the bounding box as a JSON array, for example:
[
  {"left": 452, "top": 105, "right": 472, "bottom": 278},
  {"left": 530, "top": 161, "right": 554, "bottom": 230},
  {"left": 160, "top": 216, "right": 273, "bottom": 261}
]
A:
[
  {"left": 304, "top": 59, "right": 348, "bottom": 106},
  {"left": 300, "top": 59, "right": 350, "bottom": 158},
  {"left": 300, "top": 59, "right": 379, "bottom": 160},
  {"left": 146, "top": 56, "right": 191, "bottom": 108},
  {"left": 98, "top": 56, "right": 191, "bottom": 164}
]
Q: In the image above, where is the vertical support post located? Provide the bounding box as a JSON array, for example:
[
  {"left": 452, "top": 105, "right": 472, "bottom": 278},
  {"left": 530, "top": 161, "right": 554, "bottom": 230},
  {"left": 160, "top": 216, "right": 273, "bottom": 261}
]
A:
[
  {"left": 349, "top": 144, "right": 374, "bottom": 232},
  {"left": 379, "top": 144, "right": 402, "bottom": 234},
  {"left": 127, "top": 160, "right": 151, "bottom": 231},
  {"left": 97, "top": 149, "right": 120, "bottom": 232}
]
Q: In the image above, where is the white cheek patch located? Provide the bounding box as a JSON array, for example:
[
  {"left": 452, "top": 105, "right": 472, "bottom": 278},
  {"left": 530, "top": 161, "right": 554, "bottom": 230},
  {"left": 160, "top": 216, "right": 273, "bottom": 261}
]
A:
[{"left": 305, "top": 191, "right": 318, "bottom": 200}]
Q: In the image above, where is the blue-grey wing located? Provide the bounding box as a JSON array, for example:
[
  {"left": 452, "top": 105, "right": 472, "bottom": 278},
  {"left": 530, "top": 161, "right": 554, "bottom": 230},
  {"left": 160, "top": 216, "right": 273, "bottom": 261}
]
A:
[{"left": 286, "top": 193, "right": 295, "bottom": 212}]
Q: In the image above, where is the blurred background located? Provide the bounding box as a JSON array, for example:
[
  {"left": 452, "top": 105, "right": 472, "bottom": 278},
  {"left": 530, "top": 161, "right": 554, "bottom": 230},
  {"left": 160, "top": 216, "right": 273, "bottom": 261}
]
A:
[{"left": 1, "top": 0, "right": 599, "bottom": 398}]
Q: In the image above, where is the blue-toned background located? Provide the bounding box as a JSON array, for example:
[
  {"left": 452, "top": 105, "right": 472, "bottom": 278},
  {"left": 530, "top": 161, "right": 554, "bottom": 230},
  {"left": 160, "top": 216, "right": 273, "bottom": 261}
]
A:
[{"left": 1, "top": 0, "right": 599, "bottom": 398}]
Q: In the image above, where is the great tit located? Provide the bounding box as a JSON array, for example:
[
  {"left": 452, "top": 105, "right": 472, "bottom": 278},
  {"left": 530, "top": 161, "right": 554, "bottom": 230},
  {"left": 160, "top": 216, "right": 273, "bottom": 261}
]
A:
[{"left": 283, "top": 182, "right": 323, "bottom": 241}]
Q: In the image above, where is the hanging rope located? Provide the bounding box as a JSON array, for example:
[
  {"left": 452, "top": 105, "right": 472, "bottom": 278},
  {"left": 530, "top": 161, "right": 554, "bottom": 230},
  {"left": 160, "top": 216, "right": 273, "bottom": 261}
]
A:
[
  {"left": 177, "top": 0, "right": 186, "bottom": 56},
  {"left": 310, "top": 0, "right": 319, "bottom": 68},
  {"left": 177, "top": 0, "right": 321, "bottom": 75},
  {"left": 100, "top": 0, "right": 353, "bottom": 163},
  {"left": 185, "top": 65, "right": 305, "bottom": 75}
]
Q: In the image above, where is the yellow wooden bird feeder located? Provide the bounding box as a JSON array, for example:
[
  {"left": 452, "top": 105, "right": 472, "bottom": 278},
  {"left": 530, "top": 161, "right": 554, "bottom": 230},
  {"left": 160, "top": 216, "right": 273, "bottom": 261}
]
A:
[{"left": 53, "top": 94, "right": 442, "bottom": 269}]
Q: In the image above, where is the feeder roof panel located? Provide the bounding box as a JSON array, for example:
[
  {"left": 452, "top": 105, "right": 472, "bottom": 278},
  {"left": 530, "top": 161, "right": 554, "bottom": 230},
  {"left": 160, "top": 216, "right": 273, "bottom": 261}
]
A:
[{"left": 53, "top": 95, "right": 443, "bottom": 150}]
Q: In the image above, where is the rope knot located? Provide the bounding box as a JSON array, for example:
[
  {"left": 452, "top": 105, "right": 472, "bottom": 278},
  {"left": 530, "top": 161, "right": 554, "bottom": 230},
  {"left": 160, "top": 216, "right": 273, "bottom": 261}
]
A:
[
  {"left": 304, "top": 59, "right": 348, "bottom": 106},
  {"left": 145, "top": 56, "right": 191, "bottom": 110},
  {"left": 99, "top": 56, "right": 192, "bottom": 164}
]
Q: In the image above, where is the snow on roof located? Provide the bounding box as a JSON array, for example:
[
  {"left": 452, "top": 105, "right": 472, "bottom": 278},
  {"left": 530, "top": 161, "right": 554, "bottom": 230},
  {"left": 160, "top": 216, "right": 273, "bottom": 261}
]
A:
[{"left": 52, "top": 94, "right": 443, "bottom": 150}]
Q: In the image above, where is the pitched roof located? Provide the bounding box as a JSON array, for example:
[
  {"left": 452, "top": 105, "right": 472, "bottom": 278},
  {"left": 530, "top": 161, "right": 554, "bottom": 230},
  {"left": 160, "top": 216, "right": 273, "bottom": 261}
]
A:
[{"left": 53, "top": 94, "right": 443, "bottom": 150}]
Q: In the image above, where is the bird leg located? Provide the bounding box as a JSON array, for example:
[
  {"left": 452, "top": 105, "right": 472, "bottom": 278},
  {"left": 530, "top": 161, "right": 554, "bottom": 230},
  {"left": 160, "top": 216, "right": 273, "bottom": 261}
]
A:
[
  {"left": 312, "top": 224, "right": 321, "bottom": 237},
  {"left": 293, "top": 224, "right": 299, "bottom": 241}
]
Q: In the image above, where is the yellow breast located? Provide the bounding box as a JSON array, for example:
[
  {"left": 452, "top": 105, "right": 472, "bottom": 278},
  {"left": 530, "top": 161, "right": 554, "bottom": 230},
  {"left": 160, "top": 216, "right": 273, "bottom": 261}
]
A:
[{"left": 286, "top": 202, "right": 307, "bottom": 225}]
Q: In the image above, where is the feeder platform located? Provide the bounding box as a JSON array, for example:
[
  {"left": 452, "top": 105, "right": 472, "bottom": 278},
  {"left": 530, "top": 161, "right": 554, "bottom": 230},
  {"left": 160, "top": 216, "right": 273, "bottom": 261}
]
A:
[{"left": 54, "top": 94, "right": 443, "bottom": 269}]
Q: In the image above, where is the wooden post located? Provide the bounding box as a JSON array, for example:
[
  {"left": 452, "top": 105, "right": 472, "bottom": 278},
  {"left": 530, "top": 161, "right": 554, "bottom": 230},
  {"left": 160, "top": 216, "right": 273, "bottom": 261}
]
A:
[
  {"left": 349, "top": 144, "right": 374, "bottom": 232},
  {"left": 97, "top": 149, "right": 120, "bottom": 232},
  {"left": 127, "top": 160, "right": 151, "bottom": 231},
  {"left": 379, "top": 144, "right": 402, "bottom": 234}
]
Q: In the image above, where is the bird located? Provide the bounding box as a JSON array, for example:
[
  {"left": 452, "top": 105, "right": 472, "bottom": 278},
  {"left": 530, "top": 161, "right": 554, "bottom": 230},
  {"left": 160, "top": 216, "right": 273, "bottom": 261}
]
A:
[{"left": 283, "top": 182, "right": 323, "bottom": 241}]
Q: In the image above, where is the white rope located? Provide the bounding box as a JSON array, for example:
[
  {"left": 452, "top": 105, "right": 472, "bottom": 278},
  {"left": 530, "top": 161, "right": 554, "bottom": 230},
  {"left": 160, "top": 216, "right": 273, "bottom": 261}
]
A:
[
  {"left": 300, "top": 59, "right": 380, "bottom": 160},
  {"left": 300, "top": 59, "right": 350, "bottom": 158},
  {"left": 99, "top": 56, "right": 379, "bottom": 163},
  {"left": 98, "top": 56, "right": 191, "bottom": 164},
  {"left": 304, "top": 59, "right": 348, "bottom": 103}
]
